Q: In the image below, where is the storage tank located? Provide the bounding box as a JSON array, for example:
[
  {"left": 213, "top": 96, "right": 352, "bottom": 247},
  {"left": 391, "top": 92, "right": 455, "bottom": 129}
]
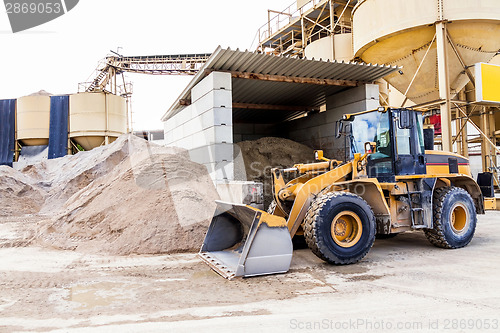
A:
[
  {"left": 16, "top": 94, "right": 51, "bottom": 146},
  {"left": 69, "top": 92, "right": 127, "bottom": 151},
  {"left": 352, "top": 0, "right": 500, "bottom": 104},
  {"left": 304, "top": 33, "right": 354, "bottom": 62},
  {"left": 304, "top": 3, "right": 354, "bottom": 62}
]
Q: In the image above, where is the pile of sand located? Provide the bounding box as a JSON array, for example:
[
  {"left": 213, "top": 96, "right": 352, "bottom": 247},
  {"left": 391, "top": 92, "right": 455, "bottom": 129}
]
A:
[
  {"left": 22, "top": 134, "right": 133, "bottom": 214},
  {"left": 2, "top": 134, "right": 315, "bottom": 254},
  {"left": 236, "top": 137, "right": 314, "bottom": 207},
  {"left": 2, "top": 135, "right": 219, "bottom": 255},
  {"left": 0, "top": 166, "right": 45, "bottom": 217}
]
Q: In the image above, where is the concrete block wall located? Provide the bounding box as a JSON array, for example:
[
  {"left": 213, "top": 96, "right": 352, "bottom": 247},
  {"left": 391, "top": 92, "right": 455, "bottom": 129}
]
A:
[
  {"left": 286, "top": 84, "right": 380, "bottom": 160},
  {"left": 164, "top": 72, "right": 234, "bottom": 180},
  {"left": 233, "top": 123, "right": 278, "bottom": 143}
]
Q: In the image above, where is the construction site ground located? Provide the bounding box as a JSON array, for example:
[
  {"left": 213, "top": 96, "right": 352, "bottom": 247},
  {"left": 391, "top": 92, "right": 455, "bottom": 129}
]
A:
[{"left": 1, "top": 211, "right": 499, "bottom": 332}]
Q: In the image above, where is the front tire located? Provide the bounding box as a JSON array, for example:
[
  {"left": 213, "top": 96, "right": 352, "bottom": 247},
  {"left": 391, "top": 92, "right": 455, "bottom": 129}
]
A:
[
  {"left": 424, "top": 187, "right": 477, "bottom": 249},
  {"left": 303, "top": 192, "right": 376, "bottom": 264}
]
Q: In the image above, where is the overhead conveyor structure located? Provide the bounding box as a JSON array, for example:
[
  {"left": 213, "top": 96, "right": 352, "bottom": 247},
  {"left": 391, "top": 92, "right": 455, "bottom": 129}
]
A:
[{"left": 80, "top": 53, "right": 212, "bottom": 96}]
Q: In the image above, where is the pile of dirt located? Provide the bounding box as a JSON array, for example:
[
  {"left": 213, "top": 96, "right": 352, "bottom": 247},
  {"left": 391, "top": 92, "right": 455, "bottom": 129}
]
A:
[
  {"left": 2, "top": 134, "right": 219, "bottom": 255},
  {"left": 236, "top": 137, "right": 314, "bottom": 207},
  {"left": 22, "top": 135, "right": 132, "bottom": 214},
  {"left": 0, "top": 166, "right": 45, "bottom": 217}
]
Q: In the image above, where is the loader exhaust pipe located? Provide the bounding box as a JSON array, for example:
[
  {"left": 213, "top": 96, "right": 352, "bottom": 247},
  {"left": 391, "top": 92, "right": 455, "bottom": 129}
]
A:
[{"left": 199, "top": 201, "right": 293, "bottom": 279}]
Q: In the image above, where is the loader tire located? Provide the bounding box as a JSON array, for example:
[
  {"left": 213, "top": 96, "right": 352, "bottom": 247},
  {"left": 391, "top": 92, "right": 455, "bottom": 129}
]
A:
[
  {"left": 303, "top": 192, "right": 376, "bottom": 265},
  {"left": 424, "top": 187, "right": 476, "bottom": 249}
]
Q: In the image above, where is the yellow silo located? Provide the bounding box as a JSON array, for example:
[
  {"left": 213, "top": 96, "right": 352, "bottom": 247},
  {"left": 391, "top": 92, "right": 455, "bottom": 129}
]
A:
[
  {"left": 69, "top": 92, "right": 127, "bottom": 151},
  {"left": 16, "top": 94, "right": 51, "bottom": 146}
]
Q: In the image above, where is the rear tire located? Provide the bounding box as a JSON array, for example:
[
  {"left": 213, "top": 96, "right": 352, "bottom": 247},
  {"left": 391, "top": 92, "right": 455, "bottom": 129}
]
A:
[
  {"left": 424, "top": 187, "right": 477, "bottom": 249},
  {"left": 303, "top": 192, "right": 376, "bottom": 264}
]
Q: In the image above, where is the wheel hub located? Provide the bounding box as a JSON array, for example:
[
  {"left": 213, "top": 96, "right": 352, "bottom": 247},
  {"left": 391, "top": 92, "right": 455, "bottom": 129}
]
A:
[
  {"left": 330, "top": 211, "right": 363, "bottom": 248},
  {"left": 450, "top": 203, "right": 469, "bottom": 235},
  {"left": 334, "top": 220, "right": 347, "bottom": 237}
]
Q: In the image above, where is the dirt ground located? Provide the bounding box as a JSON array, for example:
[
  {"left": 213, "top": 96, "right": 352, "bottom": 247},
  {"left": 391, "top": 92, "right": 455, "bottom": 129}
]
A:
[{"left": 1, "top": 212, "right": 499, "bottom": 332}]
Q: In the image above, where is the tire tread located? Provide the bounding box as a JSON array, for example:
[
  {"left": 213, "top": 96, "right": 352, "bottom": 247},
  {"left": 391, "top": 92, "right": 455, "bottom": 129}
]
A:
[
  {"left": 303, "top": 192, "right": 375, "bottom": 264},
  {"left": 424, "top": 186, "right": 475, "bottom": 249}
]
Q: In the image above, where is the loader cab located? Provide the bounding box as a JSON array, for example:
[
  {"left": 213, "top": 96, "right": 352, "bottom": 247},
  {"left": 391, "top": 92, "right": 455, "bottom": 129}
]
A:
[{"left": 346, "top": 107, "right": 427, "bottom": 182}]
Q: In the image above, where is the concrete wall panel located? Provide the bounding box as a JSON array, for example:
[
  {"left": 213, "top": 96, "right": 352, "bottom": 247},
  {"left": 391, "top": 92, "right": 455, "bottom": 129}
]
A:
[
  {"left": 163, "top": 71, "right": 234, "bottom": 181},
  {"left": 192, "top": 90, "right": 232, "bottom": 116},
  {"left": 191, "top": 72, "right": 232, "bottom": 102},
  {"left": 287, "top": 84, "right": 380, "bottom": 159}
]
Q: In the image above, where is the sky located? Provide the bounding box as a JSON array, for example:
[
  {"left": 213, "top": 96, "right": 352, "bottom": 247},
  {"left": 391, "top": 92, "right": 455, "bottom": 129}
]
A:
[{"left": 0, "top": 0, "right": 293, "bottom": 130}]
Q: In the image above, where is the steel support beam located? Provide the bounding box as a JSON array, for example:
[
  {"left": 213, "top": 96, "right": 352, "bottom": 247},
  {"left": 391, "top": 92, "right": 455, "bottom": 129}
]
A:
[
  {"left": 232, "top": 102, "right": 316, "bottom": 112},
  {"left": 400, "top": 34, "right": 436, "bottom": 108},
  {"left": 446, "top": 32, "right": 475, "bottom": 87},
  {"left": 436, "top": 21, "right": 453, "bottom": 152},
  {"left": 329, "top": 0, "right": 336, "bottom": 59},
  {"left": 455, "top": 104, "right": 500, "bottom": 156},
  {"left": 481, "top": 107, "right": 490, "bottom": 172},
  {"left": 226, "top": 71, "right": 359, "bottom": 87},
  {"left": 489, "top": 109, "right": 497, "bottom": 172}
]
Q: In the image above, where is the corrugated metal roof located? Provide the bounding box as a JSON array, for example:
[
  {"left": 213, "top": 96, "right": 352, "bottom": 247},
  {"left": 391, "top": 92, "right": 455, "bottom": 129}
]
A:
[{"left": 161, "top": 46, "right": 399, "bottom": 122}]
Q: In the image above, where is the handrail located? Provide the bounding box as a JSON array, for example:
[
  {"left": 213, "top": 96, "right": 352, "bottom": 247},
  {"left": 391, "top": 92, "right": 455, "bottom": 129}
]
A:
[
  {"left": 252, "top": 0, "right": 327, "bottom": 50},
  {"left": 252, "top": 0, "right": 355, "bottom": 54}
]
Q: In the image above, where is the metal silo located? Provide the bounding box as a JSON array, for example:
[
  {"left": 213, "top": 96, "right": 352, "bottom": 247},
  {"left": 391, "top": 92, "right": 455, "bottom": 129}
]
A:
[{"left": 69, "top": 92, "right": 127, "bottom": 151}]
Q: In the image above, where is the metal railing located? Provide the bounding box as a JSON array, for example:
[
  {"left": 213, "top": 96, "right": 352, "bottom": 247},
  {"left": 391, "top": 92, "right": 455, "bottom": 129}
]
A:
[
  {"left": 109, "top": 54, "right": 211, "bottom": 75},
  {"left": 80, "top": 53, "right": 211, "bottom": 96},
  {"left": 251, "top": 0, "right": 329, "bottom": 50},
  {"left": 77, "top": 81, "right": 132, "bottom": 97}
]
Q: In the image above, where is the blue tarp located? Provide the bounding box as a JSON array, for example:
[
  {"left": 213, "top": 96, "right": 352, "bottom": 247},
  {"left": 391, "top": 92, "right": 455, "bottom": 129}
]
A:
[
  {"left": 48, "top": 96, "right": 69, "bottom": 159},
  {"left": 0, "top": 99, "right": 16, "bottom": 167}
]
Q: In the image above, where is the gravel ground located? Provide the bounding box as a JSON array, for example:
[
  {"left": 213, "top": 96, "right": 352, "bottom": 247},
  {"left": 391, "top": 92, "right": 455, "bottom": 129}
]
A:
[{"left": 0, "top": 212, "right": 499, "bottom": 332}]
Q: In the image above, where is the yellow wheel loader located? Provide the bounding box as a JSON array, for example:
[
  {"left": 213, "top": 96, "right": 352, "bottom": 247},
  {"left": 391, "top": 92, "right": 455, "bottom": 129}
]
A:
[{"left": 199, "top": 107, "right": 484, "bottom": 279}]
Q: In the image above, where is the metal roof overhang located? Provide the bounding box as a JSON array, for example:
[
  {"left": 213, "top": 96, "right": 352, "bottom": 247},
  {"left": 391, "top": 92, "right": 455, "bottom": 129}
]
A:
[{"left": 161, "top": 47, "right": 399, "bottom": 123}]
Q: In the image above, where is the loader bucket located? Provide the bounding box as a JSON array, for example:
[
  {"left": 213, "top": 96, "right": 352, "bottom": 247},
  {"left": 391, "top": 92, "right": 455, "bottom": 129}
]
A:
[{"left": 199, "top": 201, "right": 293, "bottom": 279}]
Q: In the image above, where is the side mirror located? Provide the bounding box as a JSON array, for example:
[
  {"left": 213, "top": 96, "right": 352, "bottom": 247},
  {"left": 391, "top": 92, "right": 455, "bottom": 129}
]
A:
[
  {"left": 335, "top": 120, "right": 344, "bottom": 139},
  {"left": 399, "top": 109, "right": 413, "bottom": 129}
]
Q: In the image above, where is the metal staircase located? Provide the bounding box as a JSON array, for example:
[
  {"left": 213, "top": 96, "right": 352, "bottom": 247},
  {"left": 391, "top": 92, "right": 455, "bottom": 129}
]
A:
[
  {"left": 404, "top": 179, "right": 435, "bottom": 229},
  {"left": 86, "top": 64, "right": 111, "bottom": 92},
  {"left": 407, "top": 187, "right": 425, "bottom": 228}
]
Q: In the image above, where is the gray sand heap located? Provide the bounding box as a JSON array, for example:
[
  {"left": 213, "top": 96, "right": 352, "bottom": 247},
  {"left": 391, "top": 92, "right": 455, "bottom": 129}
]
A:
[
  {"left": 0, "top": 134, "right": 219, "bottom": 255},
  {"left": 236, "top": 137, "right": 314, "bottom": 207}
]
